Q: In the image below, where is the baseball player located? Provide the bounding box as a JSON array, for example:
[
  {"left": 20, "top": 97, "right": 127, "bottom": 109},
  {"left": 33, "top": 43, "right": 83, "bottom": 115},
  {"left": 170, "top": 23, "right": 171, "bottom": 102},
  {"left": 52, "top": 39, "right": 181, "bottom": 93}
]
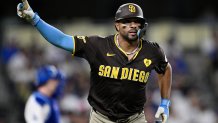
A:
[
  {"left": 17, "top": 1, "right": 172, "bottom": 123},
  {"left": 24, "top": 65, "right": 65, "bottom": 123}
]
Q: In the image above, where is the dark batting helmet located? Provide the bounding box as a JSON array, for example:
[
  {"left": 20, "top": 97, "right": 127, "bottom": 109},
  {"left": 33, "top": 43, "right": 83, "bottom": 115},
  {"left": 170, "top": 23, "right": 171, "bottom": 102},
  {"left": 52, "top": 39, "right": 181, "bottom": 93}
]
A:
[{"left": 115, "top": 3, "right": 147, "bottom": 25}]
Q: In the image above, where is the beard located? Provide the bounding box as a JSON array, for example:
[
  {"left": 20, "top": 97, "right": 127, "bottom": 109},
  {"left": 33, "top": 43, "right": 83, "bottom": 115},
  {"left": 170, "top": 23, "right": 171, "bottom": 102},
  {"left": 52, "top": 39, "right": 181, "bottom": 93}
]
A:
[
  {"left": 120, "top": 26, "right": 139, "bottom": 42},
  {"left": 120, "top": 31, "right": 138, "bottom": 42}
]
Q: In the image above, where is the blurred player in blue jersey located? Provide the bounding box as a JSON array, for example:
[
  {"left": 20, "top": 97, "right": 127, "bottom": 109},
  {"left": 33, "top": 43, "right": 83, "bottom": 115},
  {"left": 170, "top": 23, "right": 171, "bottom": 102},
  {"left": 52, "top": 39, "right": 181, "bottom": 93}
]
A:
[{"left": 24, "top": 65, "right": 65, "bottom": 123}]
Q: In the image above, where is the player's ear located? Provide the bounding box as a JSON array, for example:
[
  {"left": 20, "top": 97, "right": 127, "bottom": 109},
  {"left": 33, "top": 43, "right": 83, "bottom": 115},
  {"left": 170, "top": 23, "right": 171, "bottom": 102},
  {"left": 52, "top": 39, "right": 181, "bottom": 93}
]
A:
[{"left": 115, "top": 23, "right": 119, "bottom": 31}]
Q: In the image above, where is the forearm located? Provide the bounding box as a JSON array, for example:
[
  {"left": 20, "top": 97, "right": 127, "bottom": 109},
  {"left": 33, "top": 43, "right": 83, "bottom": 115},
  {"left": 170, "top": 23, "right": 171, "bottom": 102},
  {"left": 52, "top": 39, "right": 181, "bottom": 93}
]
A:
[
  {"left": 34, "top": 15, "right": 74, "bottom": 52},
  {"left": 155, "top": 63, "right": 172, "bottom": 122},
  {"left": 158, "top": 63, "right": 172, "bottom": 99}
]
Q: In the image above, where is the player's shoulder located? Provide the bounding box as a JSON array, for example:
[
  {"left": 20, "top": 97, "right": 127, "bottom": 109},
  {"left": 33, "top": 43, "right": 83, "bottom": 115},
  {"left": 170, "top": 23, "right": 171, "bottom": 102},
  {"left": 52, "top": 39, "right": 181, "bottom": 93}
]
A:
[
  {"left": 84, "top": 35, "right": 115, "bottom": 47},
  {"left": 74, "top": 34, "right": 114, "bottom": 42},
  {"left": 142, "top": 39, "right": 161, "bottom": 49},
  {"left": 32, "top": 92, "right": 50, "bottom": 106},
  {"left": 87, "top": 35, "right": 114, "bottom": 41}
]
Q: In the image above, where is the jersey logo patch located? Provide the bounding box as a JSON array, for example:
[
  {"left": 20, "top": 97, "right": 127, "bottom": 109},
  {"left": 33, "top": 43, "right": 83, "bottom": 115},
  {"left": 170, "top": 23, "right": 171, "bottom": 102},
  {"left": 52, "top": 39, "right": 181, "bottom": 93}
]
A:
[
  {"left": 144, "top": 58, "right": 152, "bottom": 67},
  {"left": 77, "top": 36, "right": 86, "bottom": 43},
  {"left": 107, "top": 53, "right": 116, "bottom": 56}
]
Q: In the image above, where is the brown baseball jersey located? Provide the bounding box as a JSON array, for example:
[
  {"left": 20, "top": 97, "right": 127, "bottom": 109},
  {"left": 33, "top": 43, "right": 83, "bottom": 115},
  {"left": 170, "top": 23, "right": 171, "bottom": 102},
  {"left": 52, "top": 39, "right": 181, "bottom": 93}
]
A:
[{"left": 72, "top": 34, "right": 168, "bottom": 120}]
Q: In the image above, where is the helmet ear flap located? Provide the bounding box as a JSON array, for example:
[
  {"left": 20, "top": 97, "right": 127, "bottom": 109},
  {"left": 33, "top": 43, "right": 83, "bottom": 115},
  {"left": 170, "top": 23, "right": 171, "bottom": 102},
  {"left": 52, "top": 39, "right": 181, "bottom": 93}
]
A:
[
  {"left": 141, "top": 22, "right": 148, "bottom": 29},
  {"left": 138, "top": 23, "right": 148, "bottom": 39}
]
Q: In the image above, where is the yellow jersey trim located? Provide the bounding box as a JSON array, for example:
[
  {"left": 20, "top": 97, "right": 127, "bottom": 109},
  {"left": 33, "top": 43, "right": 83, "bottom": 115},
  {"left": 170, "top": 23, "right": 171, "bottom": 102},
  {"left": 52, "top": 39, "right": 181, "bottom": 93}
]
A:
[
  {"left": 72, "top": 36, "right": 76, "bottom": 56},
  {"left": 132, "top": 39, "right": 142, "bottom": 60}
]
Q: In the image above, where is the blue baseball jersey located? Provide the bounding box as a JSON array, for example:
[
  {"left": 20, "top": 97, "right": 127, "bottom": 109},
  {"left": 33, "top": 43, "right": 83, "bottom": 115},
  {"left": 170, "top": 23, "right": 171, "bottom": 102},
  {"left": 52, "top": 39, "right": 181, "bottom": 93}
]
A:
[{"left": 24, "top": 92, "right": 60, "bottom": 123}]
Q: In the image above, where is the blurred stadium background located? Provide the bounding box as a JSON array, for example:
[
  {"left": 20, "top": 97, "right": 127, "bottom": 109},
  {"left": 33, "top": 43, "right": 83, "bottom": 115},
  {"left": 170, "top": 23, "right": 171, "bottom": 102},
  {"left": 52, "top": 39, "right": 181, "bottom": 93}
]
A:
[{"left": 0, "top": 0, "right": 218, "bottom": 123}]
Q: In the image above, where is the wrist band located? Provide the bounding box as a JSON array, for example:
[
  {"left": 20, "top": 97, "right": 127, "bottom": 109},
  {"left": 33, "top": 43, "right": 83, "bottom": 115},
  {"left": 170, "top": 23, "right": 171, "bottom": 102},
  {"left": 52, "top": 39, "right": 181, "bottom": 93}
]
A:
[
  {"left": 32, "top": 12, "right": 40, "bottom": 26},
  {"left": 161, "top": 98, "right": 171, "bottom": 107}
]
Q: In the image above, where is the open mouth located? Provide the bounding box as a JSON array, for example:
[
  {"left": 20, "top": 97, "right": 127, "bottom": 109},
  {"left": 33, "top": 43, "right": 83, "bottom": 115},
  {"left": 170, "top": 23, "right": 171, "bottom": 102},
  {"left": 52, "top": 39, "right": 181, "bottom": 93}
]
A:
[
  {"left": 129, "top": 31, "right": 137, "bottom": 35},
  {"left": 129, "top": 29, "right": 138, "bottom": 35}
]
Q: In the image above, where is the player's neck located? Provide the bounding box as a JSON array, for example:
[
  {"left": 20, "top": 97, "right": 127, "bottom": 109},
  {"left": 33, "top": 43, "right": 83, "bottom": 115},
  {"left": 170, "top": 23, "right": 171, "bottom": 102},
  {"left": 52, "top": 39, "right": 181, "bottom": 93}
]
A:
[
  {"left": 38, "top": 87, "right": 52, "bottom": 97},
  {"left": 117, "top": 34, "right": 139, "bottom": 55}
]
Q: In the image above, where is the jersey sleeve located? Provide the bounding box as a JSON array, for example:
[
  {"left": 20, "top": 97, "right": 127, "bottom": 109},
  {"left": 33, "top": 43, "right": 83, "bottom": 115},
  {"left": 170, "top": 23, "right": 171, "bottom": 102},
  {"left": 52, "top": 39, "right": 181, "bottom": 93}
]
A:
[
  {"left": 153, "top": 42, "right": 168, "bottom": 74},
  {"left": 72, "top": 35, "right": 100, "bottom": 62},
  {"left": 72, "top": 36, "right": 89, "bottom": 56},
  {"left": 24, "top": 95, "right": 50, "bottom": 123}
]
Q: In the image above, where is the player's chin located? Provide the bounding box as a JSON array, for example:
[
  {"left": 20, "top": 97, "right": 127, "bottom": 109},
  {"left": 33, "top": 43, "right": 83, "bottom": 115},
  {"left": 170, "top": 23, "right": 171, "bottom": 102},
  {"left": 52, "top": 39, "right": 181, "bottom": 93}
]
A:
[{"left": 128, "top": 35, "right": 138, "bottom": 41}]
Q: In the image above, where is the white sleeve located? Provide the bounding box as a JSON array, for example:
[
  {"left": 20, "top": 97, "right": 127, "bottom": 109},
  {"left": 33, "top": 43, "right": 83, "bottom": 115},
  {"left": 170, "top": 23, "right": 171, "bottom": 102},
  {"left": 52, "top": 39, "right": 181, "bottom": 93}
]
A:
[{"left": 24, "top": 95, "right": 50, "bottom": 123}]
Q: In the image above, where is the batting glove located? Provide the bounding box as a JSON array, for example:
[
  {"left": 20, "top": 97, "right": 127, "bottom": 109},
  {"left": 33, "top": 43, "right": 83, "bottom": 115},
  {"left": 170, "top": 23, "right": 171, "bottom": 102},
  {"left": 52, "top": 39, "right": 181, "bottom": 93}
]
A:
[
  {"left": 17, "top": 0, "right": 40, "bottom": 25},
  {"left": 155, "top": 99, "right": 170, "bottom": 123}
]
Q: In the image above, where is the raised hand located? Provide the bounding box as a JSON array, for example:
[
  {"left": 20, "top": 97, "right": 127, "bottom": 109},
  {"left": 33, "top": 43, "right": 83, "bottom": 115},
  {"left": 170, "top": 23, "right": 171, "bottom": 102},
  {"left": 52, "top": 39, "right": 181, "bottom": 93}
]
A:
[
  {"left": 21, "top": 0, "right": 30, "bottom": 10},
  {"left": 17, "top": 0, "right": 35, "bottom": 22}
]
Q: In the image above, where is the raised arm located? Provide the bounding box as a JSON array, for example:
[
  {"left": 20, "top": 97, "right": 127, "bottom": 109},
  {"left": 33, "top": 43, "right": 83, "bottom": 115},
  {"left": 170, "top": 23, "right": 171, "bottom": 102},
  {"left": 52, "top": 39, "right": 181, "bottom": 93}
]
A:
[{"left": 17, "top": 0, "right": 74, "bottom": 52}]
